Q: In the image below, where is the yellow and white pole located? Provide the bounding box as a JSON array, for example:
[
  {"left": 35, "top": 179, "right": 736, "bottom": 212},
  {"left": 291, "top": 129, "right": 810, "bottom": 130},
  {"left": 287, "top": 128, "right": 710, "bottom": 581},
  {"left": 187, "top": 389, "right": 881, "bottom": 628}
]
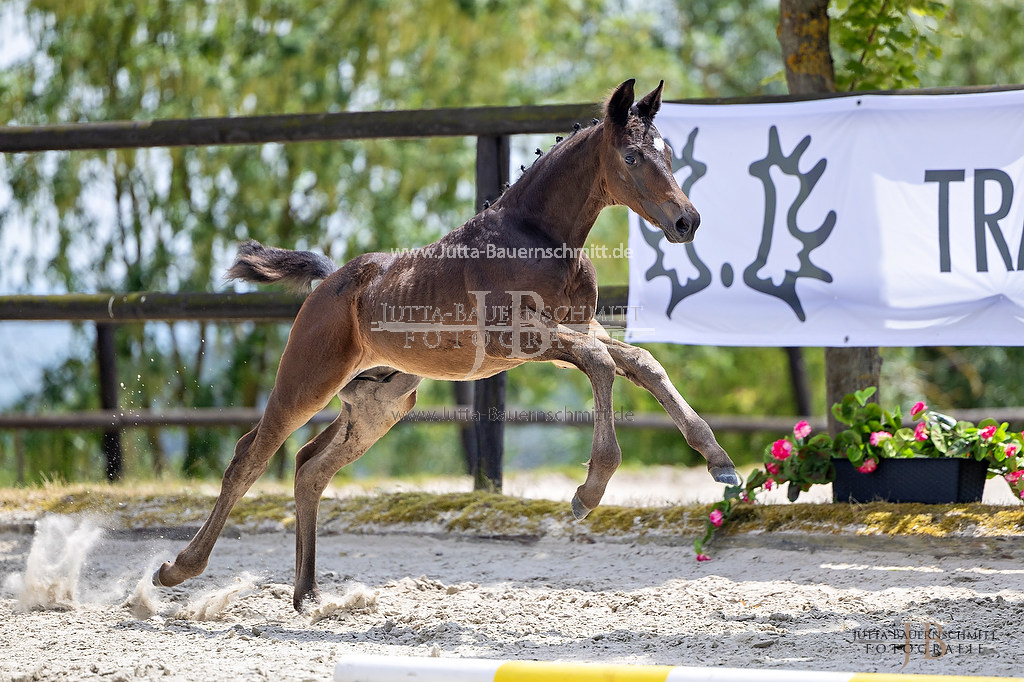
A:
[{"left": 334, "top": 655, "right": 1022, "bottom": 682}]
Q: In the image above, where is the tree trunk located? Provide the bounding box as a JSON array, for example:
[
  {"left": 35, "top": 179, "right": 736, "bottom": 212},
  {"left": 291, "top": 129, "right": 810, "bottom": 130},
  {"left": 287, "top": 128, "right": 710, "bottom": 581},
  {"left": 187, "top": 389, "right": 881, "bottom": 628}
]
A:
[
  {"left": 778, "top": 0, "right": 836, "bottom": 94},
  {"left": 778, "top": 0, "right": 880, "bottom": 433},
  {"left": 785, "top": 347, "right": 812, "bottom": 416}
]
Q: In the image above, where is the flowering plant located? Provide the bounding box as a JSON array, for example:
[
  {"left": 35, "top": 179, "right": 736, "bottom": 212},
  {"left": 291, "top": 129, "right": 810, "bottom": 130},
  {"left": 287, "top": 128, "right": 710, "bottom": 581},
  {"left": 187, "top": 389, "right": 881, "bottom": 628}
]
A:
[{"left": 693, "top": 387, "right": 1024, "bottom": 560}]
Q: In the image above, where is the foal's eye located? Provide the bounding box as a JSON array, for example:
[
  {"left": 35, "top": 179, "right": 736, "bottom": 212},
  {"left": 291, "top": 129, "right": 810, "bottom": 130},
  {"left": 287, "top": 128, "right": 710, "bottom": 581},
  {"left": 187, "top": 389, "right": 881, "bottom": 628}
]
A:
[{"left": 624, "top": 154, "right": 637, "bottom": 166}]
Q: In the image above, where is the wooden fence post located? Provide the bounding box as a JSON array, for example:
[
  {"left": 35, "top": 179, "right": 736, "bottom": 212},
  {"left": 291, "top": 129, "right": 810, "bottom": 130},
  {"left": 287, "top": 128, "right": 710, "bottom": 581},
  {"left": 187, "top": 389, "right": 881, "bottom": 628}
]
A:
[
  {"left": 95, "top": 323, "right": 124, "bottom": 480},
  {"left": 472, "top": 135, "right": 510, "bottom": 492}
]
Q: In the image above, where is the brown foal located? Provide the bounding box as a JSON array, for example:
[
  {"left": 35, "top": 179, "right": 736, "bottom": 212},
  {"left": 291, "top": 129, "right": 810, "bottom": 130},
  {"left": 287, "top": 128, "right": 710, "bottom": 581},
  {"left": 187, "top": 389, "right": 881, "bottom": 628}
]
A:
[{"left": 154, "top": 79, "right": 740, "bottom": 611}]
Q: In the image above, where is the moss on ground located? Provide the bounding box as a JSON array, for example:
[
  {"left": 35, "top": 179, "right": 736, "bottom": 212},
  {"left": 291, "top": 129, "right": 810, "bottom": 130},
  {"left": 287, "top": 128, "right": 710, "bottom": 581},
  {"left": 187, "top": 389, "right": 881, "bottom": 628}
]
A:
[
  {"left": 720, "top": 501, "right": 1024, "bottom": 537},
  {"left": 1, "top": 484, "right": 1022, "bottom": 539}
]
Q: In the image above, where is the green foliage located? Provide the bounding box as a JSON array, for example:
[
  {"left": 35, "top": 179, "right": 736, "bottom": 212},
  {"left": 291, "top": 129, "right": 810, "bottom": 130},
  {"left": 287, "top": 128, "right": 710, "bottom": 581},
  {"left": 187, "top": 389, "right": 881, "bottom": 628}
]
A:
[
  {"left": 2, "top": 355, "right": 102, "bottom": 484},
  {"left": 896, "top": 347, "right": 1024, "bottom": 410},
  {"left": 830, "top": 0, "right": 950, "bottom": 91},
  {"left": 918, "top": 0, "right": 1024, "bottom": 87}
]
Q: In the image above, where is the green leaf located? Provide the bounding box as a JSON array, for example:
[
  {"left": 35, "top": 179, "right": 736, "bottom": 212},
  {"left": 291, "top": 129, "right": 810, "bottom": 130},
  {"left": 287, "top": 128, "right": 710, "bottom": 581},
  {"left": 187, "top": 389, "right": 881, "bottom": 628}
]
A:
[
  {"left": 854, "top": 386, "right": 877, "bottom": 406},
  {"left": 808, "top": 433, "right": 832, "bottom": 447},
  {"left": 747, "top": 469, "right": 768, "bottom": 489},
  {"left": 895, "top": 427, "right": 915, "bottom": 442}
]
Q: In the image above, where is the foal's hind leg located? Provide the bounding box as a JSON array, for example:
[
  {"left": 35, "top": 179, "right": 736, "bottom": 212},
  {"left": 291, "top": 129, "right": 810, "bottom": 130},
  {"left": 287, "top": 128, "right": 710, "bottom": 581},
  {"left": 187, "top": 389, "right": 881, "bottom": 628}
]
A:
[
  {"left": 153, "top": 402, "right": 317, "bottom": 588},
  {"left": 291, "top": 372, "right": 421, "bottom": 611},
  {"left": 594, "top": 328, "right": 740, "bottom": 486},
  {"left": 154, "top": 333, "right": 358, "bottom": 589}
]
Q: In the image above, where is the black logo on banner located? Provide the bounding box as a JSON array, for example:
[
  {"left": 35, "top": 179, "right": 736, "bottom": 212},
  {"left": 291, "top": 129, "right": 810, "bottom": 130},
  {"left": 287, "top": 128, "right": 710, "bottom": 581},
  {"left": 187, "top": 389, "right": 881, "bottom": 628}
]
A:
[
  {"left": 638, "top": 128, "right": 712, "bottom": 317},
  {"left": 640, "top": 125, "right": 836, "bottom": 322},
  {"left": 745, "top": 126, "right": 836, "bottom": 321}
]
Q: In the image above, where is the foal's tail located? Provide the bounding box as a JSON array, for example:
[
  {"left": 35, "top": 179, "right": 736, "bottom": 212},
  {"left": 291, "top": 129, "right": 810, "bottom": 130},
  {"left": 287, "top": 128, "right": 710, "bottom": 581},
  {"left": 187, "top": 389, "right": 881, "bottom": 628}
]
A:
[{"left": 225, "top": 240, "right": 337, "bottom": 294}]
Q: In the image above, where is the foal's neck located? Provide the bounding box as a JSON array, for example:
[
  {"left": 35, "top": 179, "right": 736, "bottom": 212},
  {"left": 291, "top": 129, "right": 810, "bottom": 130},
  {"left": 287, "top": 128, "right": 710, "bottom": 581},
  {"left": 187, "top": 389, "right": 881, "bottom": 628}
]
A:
[{"left": 500, "top": 126, "right": 609, "bottom": 250}]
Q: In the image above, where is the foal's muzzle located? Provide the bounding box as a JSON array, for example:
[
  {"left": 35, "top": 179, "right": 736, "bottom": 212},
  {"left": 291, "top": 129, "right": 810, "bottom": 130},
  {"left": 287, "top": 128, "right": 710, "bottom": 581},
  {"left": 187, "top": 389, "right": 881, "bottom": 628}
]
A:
[
  {"left": 644, "top": 199, "right": 700, "bottom": 243},
  {"left": 669, "top": 210, "right": 700, "bottom": 243}
]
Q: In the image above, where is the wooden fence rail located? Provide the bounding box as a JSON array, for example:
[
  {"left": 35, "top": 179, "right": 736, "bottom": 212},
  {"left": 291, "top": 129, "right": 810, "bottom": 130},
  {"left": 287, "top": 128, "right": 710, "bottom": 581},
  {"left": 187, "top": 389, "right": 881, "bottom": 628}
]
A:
[
  {"left": 2, "top": 86, "right": 1018, "bottom": 153},
  {"left": 0, "top": 288, "right": 626, "bottom": 323},
  {"left": 0, "top": 292, "right": 305, "bottom": 321},
  {"left": 0, "top": 104, "right": 594, "bottom": 152},
  {"left": 0, "top": 406, "right": 834, "bottom": 432}
]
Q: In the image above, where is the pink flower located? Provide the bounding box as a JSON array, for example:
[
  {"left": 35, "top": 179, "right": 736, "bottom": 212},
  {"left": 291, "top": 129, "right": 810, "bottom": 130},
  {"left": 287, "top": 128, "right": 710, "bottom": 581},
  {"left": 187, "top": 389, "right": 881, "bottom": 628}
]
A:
[
  {"left": 1006, "top": 444, "right": 1019, "bottom": 458},
  {"left": 914, "top": 422, "right": 929, "bottom": 442},
  {"left": 980, "top": 425, "right": 997, "bottom": 440},
  {"left": 739, "top": 491, "right": 750, "bottom": 503},
  {"left": 911, "top": 401, "right": 927, "bottom": 418},
  {"left": 708, "top": 509, "right": 724, "bottom": 527},
  {"left": 793, "top": 420, "right": 811, "bottom": 439},
  {"left": 1006, "top": 470, "right": 1024, "bottom": 484},
  {"left": 858, "top": 458, "right": 878, "bottom": 473},
  {"left": 869, "top": 431, "right": 892, "bottom": 446},
  {"left": 764, "top": 478, "right": 774, "bottom": 491},
  {"left": 765, "top": 461, "right": 780, "bottom": 475},
  {"left": 696, "top": 553, "right": 711, "bottom": 562},
  {"left": 1020, "top": 489, "right": 1024, "bottom": 500},
  {"left": 771, "top": 439, "right": 793, "bottom": 460}
]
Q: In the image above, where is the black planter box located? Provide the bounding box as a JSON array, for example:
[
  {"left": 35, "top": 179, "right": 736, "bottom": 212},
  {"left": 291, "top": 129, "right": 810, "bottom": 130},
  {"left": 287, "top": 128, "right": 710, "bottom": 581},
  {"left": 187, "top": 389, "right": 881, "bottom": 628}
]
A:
[{"left": 832, "top": 457, "right": 987, "bottom": 504}]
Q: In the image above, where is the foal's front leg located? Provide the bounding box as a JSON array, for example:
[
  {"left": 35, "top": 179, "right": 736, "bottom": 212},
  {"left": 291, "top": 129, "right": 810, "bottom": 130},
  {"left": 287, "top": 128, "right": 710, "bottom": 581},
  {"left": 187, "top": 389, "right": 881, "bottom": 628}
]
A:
[
  {"left": 597, "top": 333, "right": 740, "bottom": 486},
  {"left": 512, "top": 318, "right": 622, "bottom": 519}
]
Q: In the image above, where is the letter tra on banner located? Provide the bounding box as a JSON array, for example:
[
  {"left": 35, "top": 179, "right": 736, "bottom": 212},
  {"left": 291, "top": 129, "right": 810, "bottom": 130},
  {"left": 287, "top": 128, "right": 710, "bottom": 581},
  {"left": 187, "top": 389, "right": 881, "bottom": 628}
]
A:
[{"left": 626, "top": 90, "right": 1024, "bottom": 347}]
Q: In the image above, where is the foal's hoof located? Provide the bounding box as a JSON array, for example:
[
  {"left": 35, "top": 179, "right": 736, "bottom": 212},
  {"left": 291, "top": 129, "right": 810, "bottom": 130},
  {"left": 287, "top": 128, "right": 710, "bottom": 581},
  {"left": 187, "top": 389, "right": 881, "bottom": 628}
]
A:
[
  {"left": 293, "top": 588, "right": 322, "bottom": 613},
  {"left": 710, "top": 466, "right": 742, "bottom": 486},
  {"left": 570, "top": 494, "right": 592, "bottom": 521},
  {"left": 152, "top": 561, "right": 184, "bottom": 588}
]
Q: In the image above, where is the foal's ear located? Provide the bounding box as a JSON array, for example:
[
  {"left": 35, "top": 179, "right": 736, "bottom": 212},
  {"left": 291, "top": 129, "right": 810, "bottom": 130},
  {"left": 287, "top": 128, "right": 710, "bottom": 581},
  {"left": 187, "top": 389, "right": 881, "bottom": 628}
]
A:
[
  {"left": 635, "top": 80, "right": 664, "bottom": 122},
  {"left": 605, "top": 78, "right": 636, "bottom": 128}
]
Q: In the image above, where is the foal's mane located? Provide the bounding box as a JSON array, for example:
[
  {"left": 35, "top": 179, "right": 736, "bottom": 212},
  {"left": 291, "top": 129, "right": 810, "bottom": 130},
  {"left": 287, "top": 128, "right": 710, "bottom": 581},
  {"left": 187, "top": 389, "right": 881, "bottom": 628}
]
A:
[{"left": 491, "top": 114, "right": 605, "bottom": 211}]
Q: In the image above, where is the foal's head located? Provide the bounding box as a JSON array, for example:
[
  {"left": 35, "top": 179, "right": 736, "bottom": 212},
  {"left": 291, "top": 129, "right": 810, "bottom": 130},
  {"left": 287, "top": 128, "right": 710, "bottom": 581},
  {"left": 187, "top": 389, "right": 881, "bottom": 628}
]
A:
[{"left": 601, "top": 79, "right": 700, "bottom": 244}]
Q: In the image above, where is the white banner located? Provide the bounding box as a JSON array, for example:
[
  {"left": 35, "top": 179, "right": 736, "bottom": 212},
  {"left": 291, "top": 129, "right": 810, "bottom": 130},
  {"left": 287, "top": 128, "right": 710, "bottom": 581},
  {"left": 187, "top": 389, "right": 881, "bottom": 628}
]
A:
[{"left": 626, "top": 90, "right": 1024, "bottom": 347}]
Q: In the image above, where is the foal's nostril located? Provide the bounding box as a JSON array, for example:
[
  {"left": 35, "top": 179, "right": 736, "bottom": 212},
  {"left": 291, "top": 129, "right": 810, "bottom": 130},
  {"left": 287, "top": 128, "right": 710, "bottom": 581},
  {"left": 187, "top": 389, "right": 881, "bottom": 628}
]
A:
[{"left": 676, "top": 211, "right": 699, "bottom": 234}]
